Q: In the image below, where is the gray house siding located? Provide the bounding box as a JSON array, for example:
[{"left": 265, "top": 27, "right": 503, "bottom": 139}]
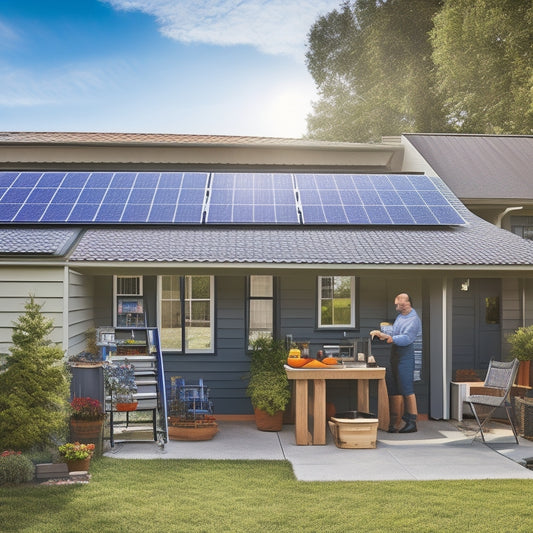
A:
[
  {"left": 70, "top": 269, "right": 526, "bottom": 418},
  {"left": 67, "top": 270, "right": 95, "bottom": 357},
  {"left": 0, "top": 266, "right": 65, "bottom": 356}
]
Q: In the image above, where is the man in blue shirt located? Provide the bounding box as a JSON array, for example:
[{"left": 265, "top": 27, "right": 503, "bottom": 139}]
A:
[{"left": 371, "top": 293, "right": 421, "bottom": 433}]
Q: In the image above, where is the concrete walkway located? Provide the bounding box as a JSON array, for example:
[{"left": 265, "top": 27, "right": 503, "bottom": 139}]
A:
[{"left": 104, "top": 419, "right": 533, "bottom": 481}]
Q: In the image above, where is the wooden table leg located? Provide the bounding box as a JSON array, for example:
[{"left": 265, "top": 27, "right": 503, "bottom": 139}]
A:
[
  {"left": 311, "top": 379, "right": 326, "bottom": 445},
  {"left": 377, "top": 378, "right": 390, "bottom": 431},
  {"left": 357, "top": 380, "right": 370, "bottom": 413},
  {"left": 294, "top": 379, "right": 310, "bottom": 445}
]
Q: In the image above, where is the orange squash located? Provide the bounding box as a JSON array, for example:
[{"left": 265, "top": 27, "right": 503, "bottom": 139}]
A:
[
  {"left": 287, "top": 358, "right": 308, "bottom": 368},
  {"left": 322, "top": 357, "right": 339, "bottom": 365},
  {"left": 303, "top": 359, "right": 329, "bottom": 369}
]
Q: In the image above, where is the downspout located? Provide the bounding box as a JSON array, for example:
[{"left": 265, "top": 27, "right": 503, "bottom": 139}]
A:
[
  {"left": 441, "top": 278, "right": 448, "bottom": 418},
  {"left": 495, "top": 206, "right": 523, "bottom": 228}
]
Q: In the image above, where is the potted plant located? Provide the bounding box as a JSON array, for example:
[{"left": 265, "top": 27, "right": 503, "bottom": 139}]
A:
[
  {"left": 58, "top": 442, "right": 95, "bottom": 472},
  {"left": 246, "top": 337, "right": 291, "bottom": 431},
  {"left": 69, "top": 397, "right": 105, "bottom": 441},
  {"left": 167, "top": 377, "right": 218, "bottom": 441},
  {"left": 103, "top": 359, "right": 138, "bottom": 411},
  {"left": 507, "top": 325, "right": 533, "bottom": 388}
]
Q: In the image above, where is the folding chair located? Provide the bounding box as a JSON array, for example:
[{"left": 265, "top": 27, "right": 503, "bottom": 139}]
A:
[{"left": 464, "top": 358, "right": 520, "bottom": 444}]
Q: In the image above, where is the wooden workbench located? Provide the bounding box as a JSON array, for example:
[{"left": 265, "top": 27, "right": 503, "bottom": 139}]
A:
[{"left": 285, "top": 365, "right": 389, "bottom": 445}]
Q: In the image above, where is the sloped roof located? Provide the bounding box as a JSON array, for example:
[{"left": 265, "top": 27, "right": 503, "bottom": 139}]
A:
[
  {"left": 0, "top": 228, "right": 79, "bottom": 256},
  {"left": 65, "top": 209, "right": 533, "bottom": 266},
  {"left": 2, "top": 169, "right": 533, "bottom": 267},
  {"left": 0, "top": 131, "right": 357, "bottom": 148},
  {"left": 404, "top": 134, "right": 533, "bottom": 201}
]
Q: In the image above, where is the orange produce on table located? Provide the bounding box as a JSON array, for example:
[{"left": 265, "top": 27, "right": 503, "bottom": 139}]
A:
[
  {"left": 322, "top": 357, "right": 339, "bottom": 365},
  {"left": 302, "top": 359, "right": 329, "bottom": 368},
  {"left": 287, "top": 357, "right": 313, "bottom": 368}
]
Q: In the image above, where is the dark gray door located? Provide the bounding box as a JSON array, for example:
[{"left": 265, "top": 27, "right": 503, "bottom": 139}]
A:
[{"left": 452, "top": 278, "right": 501, "bottom": 373}]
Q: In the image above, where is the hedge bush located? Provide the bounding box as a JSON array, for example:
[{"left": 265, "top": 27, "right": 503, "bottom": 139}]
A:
[{"left": 0, "top": 451, "right": 35, "bottom": 485}]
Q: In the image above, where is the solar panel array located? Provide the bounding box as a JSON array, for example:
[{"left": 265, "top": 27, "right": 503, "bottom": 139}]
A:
[{"left": 0, "top": 171, "right": 466, "bottom": 226}]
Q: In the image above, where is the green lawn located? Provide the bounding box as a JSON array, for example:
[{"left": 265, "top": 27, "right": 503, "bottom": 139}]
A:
[{"left": 1, "top": 458, "right": 532, "bottom": 532}]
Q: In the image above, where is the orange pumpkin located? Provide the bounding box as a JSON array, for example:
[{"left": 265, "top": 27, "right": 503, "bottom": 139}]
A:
[
  {"left": 322, "top": 357, "right": 339, "bottom": 365},
  {"left": 287, "top": 358, "right": 308, "bottom": 368},
  {"left": 303, "top": 359, "right": 329, "bottom": 368}
]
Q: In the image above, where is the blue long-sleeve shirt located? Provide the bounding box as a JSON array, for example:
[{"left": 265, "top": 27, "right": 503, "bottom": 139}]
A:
[{"left": 392, "top": 309, "right": 421, "bottom": 347}]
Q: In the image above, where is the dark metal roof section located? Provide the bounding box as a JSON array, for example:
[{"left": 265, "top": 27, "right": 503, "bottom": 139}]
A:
[{"left": 404, "top": 134, "right": 533, "bottom": 201}]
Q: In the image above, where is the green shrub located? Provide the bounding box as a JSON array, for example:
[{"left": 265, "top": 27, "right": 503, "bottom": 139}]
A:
[
  {"left": 0, "top": 296, "right": 70, "bottom": 451},
  {"left": 507, "top": 325, "right": 533, "bottom": 361},
  {"left": 0, "top": 451, "right": 35, "bottom": 485}
]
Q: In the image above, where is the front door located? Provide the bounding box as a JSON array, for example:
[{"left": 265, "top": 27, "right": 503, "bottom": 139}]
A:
[{"left": 452, "top": 278, "right": 501, "bottom": 374}]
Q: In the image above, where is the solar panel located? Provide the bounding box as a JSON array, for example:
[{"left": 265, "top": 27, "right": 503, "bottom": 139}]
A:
[
  {"left": 0, "top": 171, "right": 465, "bottom": 226},
  {"left": 206, "top": 173, "right": 299, "bottom": 224},
  {"left": 294, "top": 174, "right": 465, "bottom": 226}
]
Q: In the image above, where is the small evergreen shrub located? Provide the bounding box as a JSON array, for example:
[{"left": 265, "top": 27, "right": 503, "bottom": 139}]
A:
[
  {"left": 0, "top": 296, "right": 70, "bottom": 451},
  {"left": 0, "top": 451, "right": 35, "bottom": 485}
]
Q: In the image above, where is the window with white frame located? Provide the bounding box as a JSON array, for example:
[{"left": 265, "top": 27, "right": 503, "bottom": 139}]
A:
[
  {"left": 318, "top": 276, "right": 356, "bottom": 328},
  {"left": 248, "top": 275, "right": 274, "bottom": 346},
  {"left": 114, "top": 276, "right": 145, "bottom": 327},
  {"left": 159, "top": 275, "right": 214, "bottom": 353}
]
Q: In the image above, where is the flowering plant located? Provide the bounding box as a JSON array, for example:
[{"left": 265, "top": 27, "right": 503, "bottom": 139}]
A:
[
  {"left": 58, "top": 442, "right": 95, "bottom": 461},
  {"left": 70, "top": 397, "right": 104, "bottom": 421},
  {"left": 1, "top": 450, "right": 21, "bottom": 458},
  {"left": 103, "top": 359, "right": 137, "bottom": 402}
]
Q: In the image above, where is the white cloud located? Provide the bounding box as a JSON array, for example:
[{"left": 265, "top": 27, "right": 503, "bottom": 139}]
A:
[
  {"left": 101, "top": 0, "right": 340, "bottom": 59},
  {"left": 0, "top": 60, "right": 129, "bottom": 107},
  {"left": 0, "top": 17, "right": 22, "bottom": 49}
]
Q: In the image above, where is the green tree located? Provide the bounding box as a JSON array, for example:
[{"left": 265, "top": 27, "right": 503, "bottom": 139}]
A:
[
  {"left": 0, "top": 296, "right": 70, "bottom": 451},
  {"left": 306, "top": 0, "right": 445, "bottom": 142},
  {"left": 431, "top": 0, "right": 533, "bottom": 134}
]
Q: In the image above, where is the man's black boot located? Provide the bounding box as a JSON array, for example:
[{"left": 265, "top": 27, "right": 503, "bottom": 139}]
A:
[{"left": 399, "top": 413, "right": 417, "bottom": 433}]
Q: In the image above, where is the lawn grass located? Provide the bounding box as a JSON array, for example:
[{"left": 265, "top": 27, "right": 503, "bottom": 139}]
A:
[{"left": 1, "top": 458, "right": 533, "bottom": 532}]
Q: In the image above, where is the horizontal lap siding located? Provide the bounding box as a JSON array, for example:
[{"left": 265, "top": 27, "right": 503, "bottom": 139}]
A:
[
  {"left": 0, "top": 267, "right": 65, "bottom": 355},
  {"left": 68, "top": 270, "right": 95, "bottom": 357},
  {"left": 163, "top": 276, "right": 250, "bottom": 414}
]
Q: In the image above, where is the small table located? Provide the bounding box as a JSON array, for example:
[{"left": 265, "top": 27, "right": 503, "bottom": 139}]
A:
[{"left": 285, "top": 365, "right": 389, "bottom": 445}]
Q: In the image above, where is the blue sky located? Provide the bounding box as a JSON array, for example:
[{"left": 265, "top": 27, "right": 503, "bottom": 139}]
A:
[{"left": 0, "top": 0, "right": 341, "bottom": 138}]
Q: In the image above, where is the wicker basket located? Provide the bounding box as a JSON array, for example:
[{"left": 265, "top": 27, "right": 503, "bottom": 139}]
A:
[{"left": 514, "top": 397, "right": 533, "bottom": 438}]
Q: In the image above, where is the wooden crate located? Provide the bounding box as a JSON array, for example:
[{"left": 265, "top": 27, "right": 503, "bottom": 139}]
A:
[
  {"left": 514, "top": 397, "right": 533, "bottom": 438},
  {"left": 328, "top": 416, "right": 378, "bottom": 449}
]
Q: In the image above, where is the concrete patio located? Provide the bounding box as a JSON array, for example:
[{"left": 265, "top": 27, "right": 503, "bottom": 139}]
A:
[{"left": 104, "top": 418, "right": 533, "bottom": 481}]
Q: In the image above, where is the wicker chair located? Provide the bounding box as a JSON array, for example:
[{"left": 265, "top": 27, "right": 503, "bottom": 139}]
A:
[{"left": 464, "top": 359, "right": 520, "bottom": 444}]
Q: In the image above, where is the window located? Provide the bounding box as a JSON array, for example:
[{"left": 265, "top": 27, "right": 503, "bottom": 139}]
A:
[
  {"left": 511, "top": 216, "right": 533, "bottom": 240},
  {"left": 318, "top": 276, "right": 356, "bottom": 328},
  {"left": 159, "top": 275, "right": 214, "bottom": 353},
  {"left": 248, "top": 275, "right": 274, "bottom": 346},
  {"left": 114, "top": 276, "right": 145, "bottom": 327}
]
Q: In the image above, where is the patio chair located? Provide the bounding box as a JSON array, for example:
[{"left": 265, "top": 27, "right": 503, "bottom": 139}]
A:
[{"left": 464, "top": 358, "right": 520, "bottom": 444}]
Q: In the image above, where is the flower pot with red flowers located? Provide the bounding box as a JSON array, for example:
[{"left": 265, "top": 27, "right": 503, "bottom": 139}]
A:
[{"left": 69, "top": 397, "right": 105, "bottom": 442}]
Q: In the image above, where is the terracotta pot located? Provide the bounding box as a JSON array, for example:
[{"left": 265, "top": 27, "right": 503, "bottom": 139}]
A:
[
  {"left": 254, "top": 408, "right": 284, "bottom": 432},
  {"left": 70, "top": 418, "right": 103, "bottom": 441},
  {"left": 115, "top": 402, "right": 138, "bottom": 412},
  {"left": 168, "top": 423, "right": 218, "bottom": 441},
  {"left": 66, "top": 457, "right": 91, "bottom": 472}
]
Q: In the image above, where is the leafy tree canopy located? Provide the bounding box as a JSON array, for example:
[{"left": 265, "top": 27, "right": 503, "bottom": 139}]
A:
[
  {"left": 305, "top": 0, "right": 532, "bottom": 142},
  {"left": 431, "top": 0, "right": 533, "bottom": 134}
]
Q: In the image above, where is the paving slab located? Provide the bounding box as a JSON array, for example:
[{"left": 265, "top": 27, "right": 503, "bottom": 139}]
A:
[{"left": 104, "top": 419, "right": 533, "bottom": 481}]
